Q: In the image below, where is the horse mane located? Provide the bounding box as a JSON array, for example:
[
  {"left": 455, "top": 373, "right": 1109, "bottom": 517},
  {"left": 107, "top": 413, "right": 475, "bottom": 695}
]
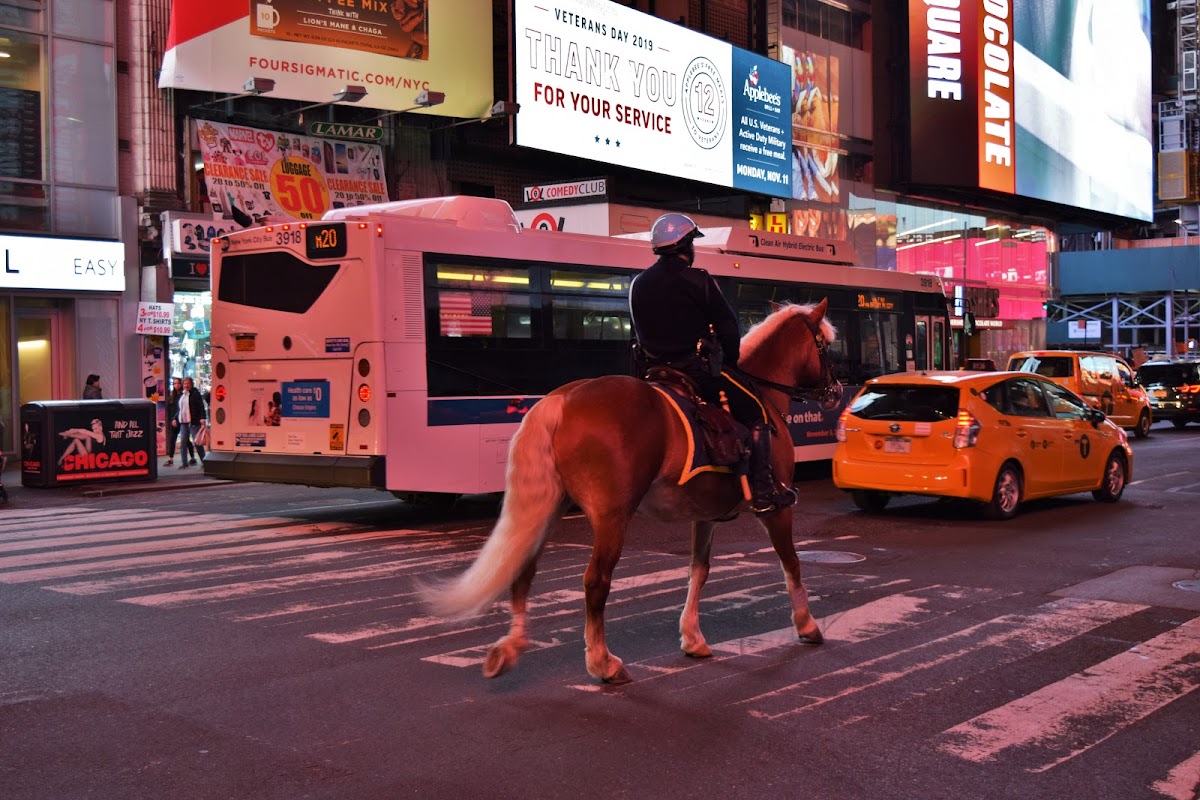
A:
[{"left": 740, "top": 302, "right": 837, "bottom": 358}]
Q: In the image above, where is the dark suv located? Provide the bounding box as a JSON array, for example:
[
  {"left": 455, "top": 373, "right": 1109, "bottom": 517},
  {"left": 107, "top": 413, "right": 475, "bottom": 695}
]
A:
[{"left": 1136, "top": 359, "right": 1200, "bottom": 428}]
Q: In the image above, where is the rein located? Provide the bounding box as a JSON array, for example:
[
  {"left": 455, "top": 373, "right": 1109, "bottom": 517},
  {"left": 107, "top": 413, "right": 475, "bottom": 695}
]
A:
[{"left": 736, "top": 313, "right": 841, "bottom": 406}]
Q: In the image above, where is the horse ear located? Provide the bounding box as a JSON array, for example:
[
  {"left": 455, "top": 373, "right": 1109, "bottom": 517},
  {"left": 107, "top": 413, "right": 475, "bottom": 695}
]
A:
[
  {"left": 769, "top": 300, "right": 784, "bottom": 312},
  {"left": 810, "top": 297, "right": 829, "bottom": 318}
]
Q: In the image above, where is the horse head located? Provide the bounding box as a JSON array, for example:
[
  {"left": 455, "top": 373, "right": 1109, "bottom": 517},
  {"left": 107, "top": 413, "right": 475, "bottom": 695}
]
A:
[{"left": 744, "top": 299, "right": 843, "bottom": 410}]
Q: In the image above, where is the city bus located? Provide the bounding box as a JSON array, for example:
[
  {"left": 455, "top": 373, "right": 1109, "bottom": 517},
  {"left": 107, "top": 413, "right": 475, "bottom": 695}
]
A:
[{"left": 203, "top": 196, "right": 950, "bottom": 500}]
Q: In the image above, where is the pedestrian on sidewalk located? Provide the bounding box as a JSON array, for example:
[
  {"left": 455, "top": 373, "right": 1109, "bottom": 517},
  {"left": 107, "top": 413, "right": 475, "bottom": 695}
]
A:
[
  {"left": 177, "top": 377, "right": 207, "bottom": 467},
  {"left": 82, "top": 374, "right": 103, "bottom": 399},
  {"left": 163, "top": 377, "right": 192, "bottom": 467}
]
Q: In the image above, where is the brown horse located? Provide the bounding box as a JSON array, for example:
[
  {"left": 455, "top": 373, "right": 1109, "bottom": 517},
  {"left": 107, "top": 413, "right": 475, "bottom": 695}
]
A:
[{"left": 420, "top": 300, "right": 842, "bottom": 683}]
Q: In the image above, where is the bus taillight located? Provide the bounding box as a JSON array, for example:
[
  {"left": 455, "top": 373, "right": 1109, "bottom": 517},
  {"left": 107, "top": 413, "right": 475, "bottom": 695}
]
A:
[
  {"left": 357, "top": 358, "right": 370, "bottom": 377},
  {"left": 358, "top": 383, "right": 372, "bottom": 403}
]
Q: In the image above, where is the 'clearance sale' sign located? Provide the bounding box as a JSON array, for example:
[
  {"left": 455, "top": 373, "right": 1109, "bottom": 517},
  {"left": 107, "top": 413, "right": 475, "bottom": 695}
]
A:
[{"left": 195, "top": 120, "right": 389, "bottom": 222}]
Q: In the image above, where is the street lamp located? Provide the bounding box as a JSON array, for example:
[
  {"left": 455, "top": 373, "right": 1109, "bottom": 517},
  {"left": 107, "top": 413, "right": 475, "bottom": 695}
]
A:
[
  {"left": 285, "top": 86, "right": 370, "bottom": 124},
  {"left": 374, "top": 90, "right": 446, "bottom": 124}
]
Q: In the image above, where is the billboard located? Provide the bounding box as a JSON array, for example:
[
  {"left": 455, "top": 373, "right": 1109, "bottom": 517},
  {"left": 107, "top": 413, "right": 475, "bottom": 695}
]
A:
[
  {"left": 514, "top": 0, "right": 792, "bottom": 198},
  {"left": 899, "top": 0, "right": 1151, "bottom": 222},
  {"left": 160, "top": 0, "right": 493, "bottom": 118},
  {"left": 195, "top": 120, "right": 389, "bottom": 221}
]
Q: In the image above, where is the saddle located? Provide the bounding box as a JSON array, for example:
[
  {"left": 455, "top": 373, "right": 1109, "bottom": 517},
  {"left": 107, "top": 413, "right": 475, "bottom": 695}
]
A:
[{"left": 645, "top": 366, "right": 750, "bottom": 483}]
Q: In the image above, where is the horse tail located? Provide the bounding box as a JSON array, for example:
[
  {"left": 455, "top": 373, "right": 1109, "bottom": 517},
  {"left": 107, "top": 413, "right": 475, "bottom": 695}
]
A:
[{"left": 419, "top": 393, "right": 567, "bottom": 619}]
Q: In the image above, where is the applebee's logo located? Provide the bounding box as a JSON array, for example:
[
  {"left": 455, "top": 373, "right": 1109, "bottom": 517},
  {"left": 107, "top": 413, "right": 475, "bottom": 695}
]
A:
[{"left": 744, "top": 66, "right": 782, "bottom": 108}]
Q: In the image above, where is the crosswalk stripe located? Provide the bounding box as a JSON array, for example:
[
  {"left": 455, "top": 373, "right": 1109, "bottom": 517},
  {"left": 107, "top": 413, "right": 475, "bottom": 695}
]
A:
[
  {"left": 346, "top": 560, "right": 768, "bottom": 649},
  {"left": 0, "top": 514, "right": 296, "bottom": 552},
  {"left": 936, "top": 616, "right": 1200, "bottom": 772},
  {"left": 0, "top": 525, "right": 430, "bottom": 584},
  {"left": 737, "top": 597, "right": 1147, "bottom": 720},
  {"left": 558, "top": 583, "right": 992, "bottom": 689},
  {"left": 1151, "top": 752, "right": 1200, "bottom": 800},
  {"left": 0, "top": 506, "right": 127, "bottom": 529}
]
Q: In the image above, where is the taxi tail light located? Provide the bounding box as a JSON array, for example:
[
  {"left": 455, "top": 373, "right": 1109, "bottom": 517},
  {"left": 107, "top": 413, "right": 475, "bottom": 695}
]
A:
[
  {"left": 953, "top": 410, "right": 981, "bottom": 449},
  {"left": 1180, "top": 384, "right": 1200, "bottom": 394},
  {"left": 835, "top": 409, "right": 849, "bottom": 442}
]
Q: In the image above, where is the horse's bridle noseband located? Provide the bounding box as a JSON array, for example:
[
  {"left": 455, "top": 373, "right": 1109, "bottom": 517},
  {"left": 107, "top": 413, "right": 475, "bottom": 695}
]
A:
[{"left": 737, "top": 313, "right": 843, "bottom": 408}]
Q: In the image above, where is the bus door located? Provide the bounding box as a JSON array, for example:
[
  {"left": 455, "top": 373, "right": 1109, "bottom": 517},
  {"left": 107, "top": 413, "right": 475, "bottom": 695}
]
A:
[{"left": 913, "top": 315, "right": 947, "bottom": 371}]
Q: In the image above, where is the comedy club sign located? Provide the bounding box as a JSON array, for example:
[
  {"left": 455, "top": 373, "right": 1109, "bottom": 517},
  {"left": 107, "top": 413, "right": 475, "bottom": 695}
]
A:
[{"left": 514, "top": 0, "right": 791, "bottom": 198}]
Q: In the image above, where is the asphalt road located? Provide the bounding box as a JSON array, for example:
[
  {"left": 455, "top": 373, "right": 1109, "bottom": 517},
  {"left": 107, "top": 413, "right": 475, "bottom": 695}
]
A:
[{"left": 1, "top": 422, "right": 1198, "bottom": 800}]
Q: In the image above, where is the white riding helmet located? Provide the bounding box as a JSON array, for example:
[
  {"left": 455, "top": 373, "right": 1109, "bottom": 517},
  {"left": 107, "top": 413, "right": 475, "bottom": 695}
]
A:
[{"left": 650, "top": 213, "right": 704, "bottom": 254}]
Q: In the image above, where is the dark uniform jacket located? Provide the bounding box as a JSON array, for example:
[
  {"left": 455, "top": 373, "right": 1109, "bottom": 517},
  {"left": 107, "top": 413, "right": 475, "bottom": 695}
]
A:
[{"left": 629, "top": 254, "right": 741, "bottom": 365}]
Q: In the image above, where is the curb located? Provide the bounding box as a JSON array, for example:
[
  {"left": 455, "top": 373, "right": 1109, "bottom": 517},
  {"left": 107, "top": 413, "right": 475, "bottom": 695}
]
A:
[{"left": 80, "top": 478, "right": 232, "bottom": 498}]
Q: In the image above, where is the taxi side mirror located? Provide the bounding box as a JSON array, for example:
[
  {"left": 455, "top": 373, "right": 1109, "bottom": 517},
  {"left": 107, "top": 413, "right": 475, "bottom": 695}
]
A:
[{"left": 1088, "top": 408, "right": 1107, "bottom": 426}]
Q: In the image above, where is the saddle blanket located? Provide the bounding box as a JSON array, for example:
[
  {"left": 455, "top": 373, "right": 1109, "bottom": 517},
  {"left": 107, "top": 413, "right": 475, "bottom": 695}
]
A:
[{"left": 649, "top": 382, "right": 741, "bottom": 485}]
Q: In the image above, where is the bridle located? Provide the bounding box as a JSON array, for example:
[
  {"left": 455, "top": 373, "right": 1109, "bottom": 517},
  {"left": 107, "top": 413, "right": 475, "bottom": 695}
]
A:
[{"left": 735, "top": 312, "right": 843, "bottom": 408}]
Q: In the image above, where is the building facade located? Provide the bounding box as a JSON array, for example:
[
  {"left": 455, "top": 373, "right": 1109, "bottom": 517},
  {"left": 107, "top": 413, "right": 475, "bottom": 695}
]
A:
[{"left": 0, "top": 0, "right": 141, "bottom": 458}]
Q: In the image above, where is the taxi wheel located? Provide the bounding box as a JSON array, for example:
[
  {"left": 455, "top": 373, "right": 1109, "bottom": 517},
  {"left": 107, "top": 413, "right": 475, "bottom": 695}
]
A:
[
  {"left": 1133, "top": 411, "right": 1151, "bottom": 439},
  {"left": 1092, "top": 452, "right": 1128, "bottom": 503},
  {"left": 982, "top": 464, "right": 1022, "bottom": 521},
  {"left": 851, "top": 490, "right": 890, "bottom": 513},
  {"left": 1173, "top": 419, "right": 1188, "bottom": 430}
]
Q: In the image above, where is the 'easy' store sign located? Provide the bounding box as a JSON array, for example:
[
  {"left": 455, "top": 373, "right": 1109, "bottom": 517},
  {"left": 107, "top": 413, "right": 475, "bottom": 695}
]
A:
[{"left": 0, "top": 234, "right": 125, "bottom": 292}]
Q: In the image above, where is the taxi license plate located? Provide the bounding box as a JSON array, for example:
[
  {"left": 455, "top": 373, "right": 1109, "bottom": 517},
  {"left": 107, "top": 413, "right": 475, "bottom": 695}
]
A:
[
  {"left": 883, "top": 437, "right": 911, "bottom": 454},
  {"left": 235, "top": 337, "right": 256, "bottom": 353}
]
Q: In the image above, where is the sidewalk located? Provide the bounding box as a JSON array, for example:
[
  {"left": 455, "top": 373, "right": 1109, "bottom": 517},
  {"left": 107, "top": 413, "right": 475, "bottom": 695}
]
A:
[{"left": 1, "top": 456, "right": 228, "bottom": 502}]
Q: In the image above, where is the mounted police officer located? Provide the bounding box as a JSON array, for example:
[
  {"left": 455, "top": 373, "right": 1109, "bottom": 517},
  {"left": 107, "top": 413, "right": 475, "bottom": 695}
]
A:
[{"left": 628, "top": 213, "right": 797, "bottom": 513}]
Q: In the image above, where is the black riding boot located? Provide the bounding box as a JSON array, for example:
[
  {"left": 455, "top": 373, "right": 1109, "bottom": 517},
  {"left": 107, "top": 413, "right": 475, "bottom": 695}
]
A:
[{"left": 748, "top": 422, "right": 797, "bottom": 513}]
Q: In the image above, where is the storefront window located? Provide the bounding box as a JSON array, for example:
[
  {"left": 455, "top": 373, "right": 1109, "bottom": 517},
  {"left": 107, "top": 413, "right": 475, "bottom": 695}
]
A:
[
  {"left": 0, "top": 29, "right": 46, "bottom": 184},
  {"left": 171, "top": 291, "right": 211, "bottom": 394}
]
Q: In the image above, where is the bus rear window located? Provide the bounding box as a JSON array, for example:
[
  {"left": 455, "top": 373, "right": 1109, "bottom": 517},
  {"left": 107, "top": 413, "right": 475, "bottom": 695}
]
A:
[{"left": 218, "top": 252, "right": 341, "bottom": 313}]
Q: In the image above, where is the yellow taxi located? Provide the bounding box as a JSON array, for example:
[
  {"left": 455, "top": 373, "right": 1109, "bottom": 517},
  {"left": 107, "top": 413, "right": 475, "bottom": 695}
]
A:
[
  {"left": 832, "top": 371, "right": 1133, "bottom": 520},
  {"left": 1006, "top": 350, "right": 1153, "bottom": 438}
]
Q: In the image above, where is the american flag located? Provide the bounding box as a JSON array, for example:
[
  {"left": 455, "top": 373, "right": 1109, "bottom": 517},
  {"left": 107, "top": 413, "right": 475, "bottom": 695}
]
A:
[{"left": 439, "top": 291, "right": 495, "bottom": 336}]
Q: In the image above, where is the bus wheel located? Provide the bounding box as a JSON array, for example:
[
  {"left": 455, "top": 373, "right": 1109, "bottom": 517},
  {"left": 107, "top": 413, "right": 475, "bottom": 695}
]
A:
[{"left": 392, "top": 491, "right": 461, "bottom": 512}]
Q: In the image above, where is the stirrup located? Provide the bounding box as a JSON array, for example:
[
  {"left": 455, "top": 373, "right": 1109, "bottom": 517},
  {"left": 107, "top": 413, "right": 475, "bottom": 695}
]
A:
[{"left": 751, "top": 486, "right": 798, "bottom": 514}]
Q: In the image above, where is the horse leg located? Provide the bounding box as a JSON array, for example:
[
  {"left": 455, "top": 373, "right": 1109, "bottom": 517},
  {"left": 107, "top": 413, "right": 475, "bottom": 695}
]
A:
[
  {"left": 680, "top": 520, "right": 716, "bottom": 657},
  {"left": 483, "top": 544, "right": 544, "bottom": 678},
  {"left": 583, "top": 512, "right": 633, "bottom": 684},
  {"left": 761, "top": 508, "right": 823, "bottom": 643}
]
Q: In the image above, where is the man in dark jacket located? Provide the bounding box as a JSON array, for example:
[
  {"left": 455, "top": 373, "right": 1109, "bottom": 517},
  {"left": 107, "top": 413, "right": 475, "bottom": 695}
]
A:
[
  {"left": 628, "top": 213, "right": 796, "bottom": 513},
  {"left": 82, "top": 374, "right": 103, "bottom": 399}
]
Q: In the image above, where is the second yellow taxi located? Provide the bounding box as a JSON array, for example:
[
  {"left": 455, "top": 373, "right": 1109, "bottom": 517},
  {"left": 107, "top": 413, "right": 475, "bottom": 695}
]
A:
[{"left": 833, "top": 370, "right": 1134, "bottom": 520}]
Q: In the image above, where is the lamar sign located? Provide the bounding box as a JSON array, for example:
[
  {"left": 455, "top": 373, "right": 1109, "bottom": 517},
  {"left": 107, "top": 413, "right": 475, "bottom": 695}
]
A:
[{"left": 307, "top": 122, "right": 383, "bottom": 142}]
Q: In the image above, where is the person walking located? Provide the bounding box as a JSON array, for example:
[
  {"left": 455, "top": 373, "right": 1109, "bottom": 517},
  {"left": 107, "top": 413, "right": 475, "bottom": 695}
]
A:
[
  {"left": 82, "top": 374, "right": 103, "bottom": 399},
  {"left": 177, "top": 377, "right": 207, "bottom": 467},
  {"left": 163, "top": 377, "right": 191, "bottom": 467}
]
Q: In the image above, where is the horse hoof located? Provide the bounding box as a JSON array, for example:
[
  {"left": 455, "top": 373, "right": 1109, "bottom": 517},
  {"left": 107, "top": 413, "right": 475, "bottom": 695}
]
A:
[
  {"left": 603, "top": 665, "right": 634, "bottom": 685},
  {"left": 797, "top": 628, "right": 824, "bottom": 645},
  {"left": 682, "top": 642, "right": 713, "bottom": 658},
  {"left": 483, "top": 645, "right": 517, "bottom": 678}
]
